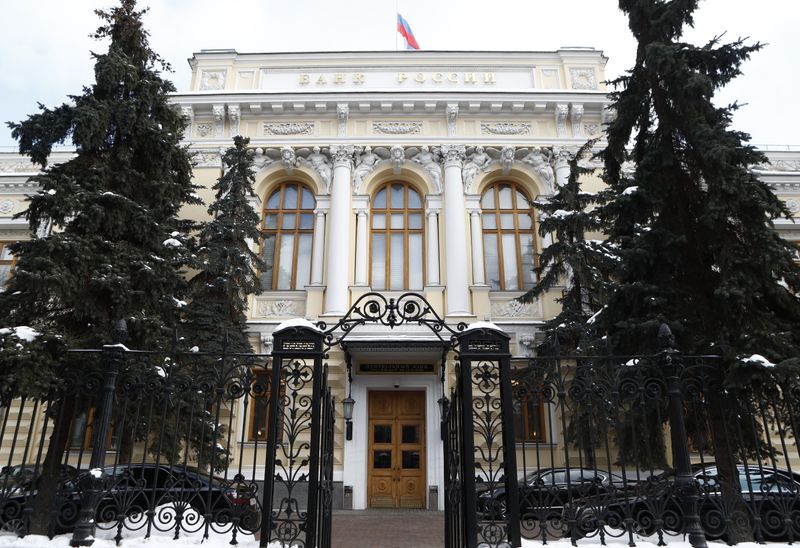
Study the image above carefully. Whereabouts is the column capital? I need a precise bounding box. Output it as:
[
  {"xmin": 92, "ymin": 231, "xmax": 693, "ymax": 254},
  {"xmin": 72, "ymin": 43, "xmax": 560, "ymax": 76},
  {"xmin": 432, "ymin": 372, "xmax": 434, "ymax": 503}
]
[
  {"xmin": 426, "ymin": 208, "xmax": 439, "ymax": 217},
  {"xmin": 468, "ymin": 207, "xmax": 482, "ymax": 217},
  {"xmin": 440, "ymin": 144, "xmax": 466, "ymax": 168},
  {"xmin": 313, "ymin": 207, "xmax": 328, "ymax": 216},
  {"xmin": 329, "ymin": 144, "xmax": 355, "ymax": 168},
  {"xmin": 355, "ymin": 207, "xmax": 369, "ymax": 218}
]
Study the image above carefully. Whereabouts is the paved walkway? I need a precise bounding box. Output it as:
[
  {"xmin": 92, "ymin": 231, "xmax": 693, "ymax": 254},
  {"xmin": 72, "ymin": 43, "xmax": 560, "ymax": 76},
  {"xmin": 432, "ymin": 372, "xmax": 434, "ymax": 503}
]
[{"xmin": 331, "ymin": 509, "xmax": 445, "ymax": 548}]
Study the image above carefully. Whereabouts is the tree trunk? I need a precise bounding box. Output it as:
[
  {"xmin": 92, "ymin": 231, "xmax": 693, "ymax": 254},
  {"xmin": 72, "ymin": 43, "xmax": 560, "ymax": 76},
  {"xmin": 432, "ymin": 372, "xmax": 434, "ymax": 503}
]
[
  {"xmin": 706, "ymin": 376, "xmax": 753, "ymax": 543},
  {"xmin": 28, "ymin": 397, "xmax": 74, "ymax": 536}
]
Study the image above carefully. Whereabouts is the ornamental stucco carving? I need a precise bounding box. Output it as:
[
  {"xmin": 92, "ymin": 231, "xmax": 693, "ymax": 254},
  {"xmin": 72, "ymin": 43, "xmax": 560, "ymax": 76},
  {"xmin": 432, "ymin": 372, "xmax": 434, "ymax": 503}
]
[
  {"xmin": 353, "ymin": 146, "xmax": 381, "ymax": 190},
  {"xmin": 200, "ymin": 70, "xmax": 226, "ymax": 91},
  {"xmin": 281, "ymin": 146, "xmax": 297, "ymax": 175},
  {"xmin": 0, "ymin": 161, "xmax": 36, "ymax": 173},
  {"xmin": 520, "ymin": 148, "xmax": 555, "ymax": 191},
  {"xmin": 412, "ymin": 146, "xmax": 443, "ymax": 193},
  {"xmin": 570, "ymin": 104, "xmax": 584, "ymax": 137},
  {"xmin": 756, "ymin": 160, "xmax": 800, "ymax": 172},
  {"xmin": 499, "ymin": 146, "xmax": 515, "ymax": 175},
  {"xmin": 569, "ymin": 68, "xmax": 597, "ymax": 90},
  {"xmin": 583, "ymin": 122, "xmax": 601, "ymax": 137},
  {"xmin": 491, "ymin": 299, "xmax": 533, "ymax": 318},
  {"xmin": 446, "ymin": 103, "xmax": 459, "ymax": 137},
  {"xmin": 480, "ymin": 122, "xmax": 531, "ymax": 136},
  {"xmin": 372, "ymin": 121, "xmax": 422, "ymax": 135},
  {"xmin": 300, "ymin": 147, "xmax": 332, "ymax": 191},
  {"xmin": 180, "ymin": 106, "xmax": 194, "ymax": 124},
  {"xmin": 330, "ymin": 144, "xmax": 355, "ymax": 167},
  {"xmin": 785, "ymin": 199, "xmax": 800, "ymax": 213},
  {"xmin": 264, "ymin": 122, "xmax": 315, "ymax": 136},
  {"xmin": 555, "ymin": 104, "xmax": 569, "ymax": 138},
  {"xmin": 337, "ymin": 103, "xmax": 349, "ymax": 137},
  {"xmin": 212, "ymin": 104, "xmax": 225, "ymax": 137},
  {"xmin": 462, "ymin": 146, "xmax": 491, "ymax": 191},
  {"xmin": 390, "ymin": 145, "xmax": 405, "ymax": 175},
  {"xmin": 0, "ymin": 200, "xmax": 14, "ymax": 214},
  {"xmin": 227, "ymin": 105, "xmax": 241, "ymax": 136},
  {"xmin": 196, "ymin": 123, "xmax": 212, "ymax": 138},
  {"xmin": 249, "ymin": 147, "xmax": 279, "ymax": 170}
]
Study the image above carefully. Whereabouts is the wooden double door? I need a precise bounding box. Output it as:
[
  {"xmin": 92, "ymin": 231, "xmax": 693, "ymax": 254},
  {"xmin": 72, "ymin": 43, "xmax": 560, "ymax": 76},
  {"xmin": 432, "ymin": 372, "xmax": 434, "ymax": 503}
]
[{"xmin": 368, "ymin": 390, "xmax": 426, "ymax": 509}]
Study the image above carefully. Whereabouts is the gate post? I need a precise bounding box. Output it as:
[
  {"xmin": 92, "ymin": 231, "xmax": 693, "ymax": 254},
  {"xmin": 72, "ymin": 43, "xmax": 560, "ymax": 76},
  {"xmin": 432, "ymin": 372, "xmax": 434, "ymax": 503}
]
[
  {"xmin": 658, "ymin": 324, "xmax": 708, "ymax": 548},
  {"xmin": 456, "ymin": 324, "xmax": 521, "ymax": 548},
  {"xmin": 262, "ymin": 320, "xmax": 325, "ymax": 548},
  {"xmin": 70, "ymin": 320, "xmax": 126, "ymax": 547}
]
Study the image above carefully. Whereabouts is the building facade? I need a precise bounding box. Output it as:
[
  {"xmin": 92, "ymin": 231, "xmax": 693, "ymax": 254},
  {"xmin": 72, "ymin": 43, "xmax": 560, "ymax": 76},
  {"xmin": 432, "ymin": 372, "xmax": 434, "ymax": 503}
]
[{"xmin": 1, "ymin": 50, "xmax": 800, "ymax": 511}]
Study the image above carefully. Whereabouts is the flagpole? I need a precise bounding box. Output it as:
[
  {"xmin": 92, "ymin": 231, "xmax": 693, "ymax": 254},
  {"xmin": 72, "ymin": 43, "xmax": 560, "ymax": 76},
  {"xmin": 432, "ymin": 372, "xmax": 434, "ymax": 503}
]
[{"xmin": 395, "ymin": 0, "xmax": 399, "ymax": 50}]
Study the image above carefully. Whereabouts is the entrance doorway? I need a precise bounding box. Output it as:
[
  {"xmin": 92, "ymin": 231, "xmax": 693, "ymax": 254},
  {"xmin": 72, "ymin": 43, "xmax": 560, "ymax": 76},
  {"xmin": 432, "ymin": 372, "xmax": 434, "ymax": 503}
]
[{"xmin": 367, "ymin": 391, "xmax": 426, "ymax": 508}]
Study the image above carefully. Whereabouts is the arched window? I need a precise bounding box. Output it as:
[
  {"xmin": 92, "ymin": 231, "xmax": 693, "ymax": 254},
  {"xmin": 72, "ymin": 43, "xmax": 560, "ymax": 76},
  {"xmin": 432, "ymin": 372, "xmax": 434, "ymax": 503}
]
[
  {"xmin": 481, "ymin": 182, "xmax": 536, "ymax": 291},
  {"xmin": 370, "ymin": 182, "xmax": 424, "ymax": 290},
  {"xmin": 261, "ymin": 182, "xmax": 315, "ymax": 290}
]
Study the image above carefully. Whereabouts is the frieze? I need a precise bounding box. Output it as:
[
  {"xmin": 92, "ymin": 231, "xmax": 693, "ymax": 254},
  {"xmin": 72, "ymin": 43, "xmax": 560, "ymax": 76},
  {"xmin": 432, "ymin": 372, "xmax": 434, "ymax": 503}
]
[
  {"xmin": 0, "ymin": 162, "xmax": 37, "ymax": 173},
  {"xmin": 372, "ymin": 121, "xmax": 422, "ymax": 135},
  {"xmin": 755, "ymin": 160, "xmax": 800, "ymax": 172},
  {"xmin": 480, "ymin": 122, "xmax": 531, "ymax": 136},
  {"xmin": 264, "ymin": 122, "xmax": 315, "ymax": 136},
  {"xmin": 190, "ymin": 151, "xmax": 221, "ymax": 168}
]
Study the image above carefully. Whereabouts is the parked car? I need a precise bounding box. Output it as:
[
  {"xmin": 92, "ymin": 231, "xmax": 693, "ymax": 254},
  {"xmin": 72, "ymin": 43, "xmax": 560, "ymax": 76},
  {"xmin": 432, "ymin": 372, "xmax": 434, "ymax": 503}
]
[
  {"xmin": 1, "ymin": 463, "xmax": 259, "ymax": 534},
  {"xmin": 572, "ymin": 464, "xmax": 800, "ymax": 542},
  {"xmin": 476, "ymin": 467, "xmax": 629, "ymax": 523}
]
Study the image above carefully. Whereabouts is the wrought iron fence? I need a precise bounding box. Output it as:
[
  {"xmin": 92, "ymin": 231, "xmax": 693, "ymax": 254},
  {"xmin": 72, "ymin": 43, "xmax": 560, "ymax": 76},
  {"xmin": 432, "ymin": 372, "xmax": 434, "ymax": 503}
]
[{"xmin": 0, "ymin": 323, "xmax": 335, "ymax": 548}]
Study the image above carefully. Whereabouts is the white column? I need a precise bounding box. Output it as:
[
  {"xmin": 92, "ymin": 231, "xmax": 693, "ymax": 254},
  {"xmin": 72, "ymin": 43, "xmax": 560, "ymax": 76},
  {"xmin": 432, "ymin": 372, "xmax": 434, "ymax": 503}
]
[
  {"xmin": 469, "ymin": 209, "xmax": 486, "ymax": 285},
  {"xmin": 324, "ymin": 145, "xmax": 354, "ymax": 315},
  {"xmin": 441, "ymin": 145, "xmax": 471, "ymax": 315},
  {"xmin": 310, "ymin": 208, "xmax": 326, "ymax": 286},
  {"xmin": 426, "ymin": 209, "xmax": 440, "ymax": 286},
  {"xmin": 354, "ymin": 208, "xmax": 369, "ymax": 286}
]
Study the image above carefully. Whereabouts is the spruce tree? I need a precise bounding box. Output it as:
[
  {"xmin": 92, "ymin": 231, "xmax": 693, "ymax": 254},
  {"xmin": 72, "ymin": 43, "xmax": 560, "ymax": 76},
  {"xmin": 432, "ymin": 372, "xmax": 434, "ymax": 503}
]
[
  {"xmin": 599, "ymin": 0, "xmax": 800, "ymax": 540},
  {"xmin": 1, "ymin": 0, "xmax": 197, "ymax": 534},
  {"xmin": 183, "ymin": 136, "xmax": 264, "ymax": 355},
  {"xmin": 518, "ymin": 140, "xmax": 615, "ymax": 352}
]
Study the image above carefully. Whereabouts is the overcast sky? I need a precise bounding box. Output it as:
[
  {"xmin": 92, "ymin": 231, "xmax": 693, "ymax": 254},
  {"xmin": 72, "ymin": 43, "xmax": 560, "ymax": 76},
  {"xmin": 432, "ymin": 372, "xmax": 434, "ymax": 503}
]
[{"xmin": 1, "ymin": 0, "xmax": 797, "ymax": 148}]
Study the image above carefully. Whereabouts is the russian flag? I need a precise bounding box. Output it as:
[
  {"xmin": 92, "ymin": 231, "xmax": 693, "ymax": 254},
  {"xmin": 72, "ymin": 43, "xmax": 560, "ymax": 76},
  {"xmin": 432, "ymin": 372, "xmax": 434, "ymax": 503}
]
[{"xmin": 397, "ymin": 14, "xmax": 420, "ymax": 50}]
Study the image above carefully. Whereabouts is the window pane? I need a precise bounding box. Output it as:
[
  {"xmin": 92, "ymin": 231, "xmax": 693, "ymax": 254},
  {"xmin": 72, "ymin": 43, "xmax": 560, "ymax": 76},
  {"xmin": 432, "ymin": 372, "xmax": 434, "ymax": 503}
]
[
  {"xmin": 301, "ymin": 188, "xmax": 315, "ymax": 209},
  {"xmin": 408, "ymin": 213, "xmax": 423, "ymax": 229},
  {"xmin": 252, "ymin": 392, "xmax": 268, "ymax": 440},
  {"xmin": 373, "ymin": 214, "xmax": 386, "ymax": 229},
  {"xmin": 409, "ymin": 234, "xmax": 423, "ymax": 290},
  {"xmin": 498, "ymin": 185, "xmax": 513, "ymax": 209},
  {"xmin": 402, "ymin": 425, "xmax": 419, "ymax": 443},
  {"xmin": 372, "ymin": 234, "xmax": 386, "ymax": 290},
  {"xmin": 390, "ymin": 184, "xmax": 404, "ymax": 209},
  {"xmin": 391, "ymin": 214, "xmax": 404, "ymax": 229},
  {"xmin": 0, "ymin": 265, "xmax": 10, "ymax": 287},
  {"xmin": 484, "ymin": 234, "xmax": 500, "ymax": 290},
  {"xmin": 481, "ymin": 189, "xmax": 495, "ymax": 209},
  {"xmin": 276, "ymin": 235, "xmax": 295, "ymax": 289},
  {"xmin": 373, "ymin": 451, "xmax": 391, "ymax": 469},
  {"xmin": 283, "ymin": 185, "xmax": 298, "ymax": 209},
  {"xmin": 502, "ymin": 234, "xmax": 519, "ymax": 290},
  {"xmin": 407, "ymin": 189, "xmax": 422, "ymax": 208},
  {"xmin": 390, "ymin": 234, "xmax": 404, "ymax": 290},
  {"xmin": 374, "ymin": 425, "xmax": 392, "ymax": 444},
  {"xmin": 520, "ymin": 233, "xmax": 535, "ymax": 290},
  {"xmin": 266, "ymin": 190, "xmax": 281, "ymax": 209},
  {"xmin": 263, "ymin": 213, "xmax": 278, "ymax": 229},
  {"xmin": 500, "ymin": 214, "xmax": 515, "ymax": 230},
  {"xmin": 260, "ymin": 234, "xmax": 276, "ymax": 289},
  {"xmin": 374, "ymin": 188, "xmax": 386, "ymax": 208},
  {"xmin": 482, "ymin": 214, "xmax": 496, "ymax": 230},
  {"xmin": 295, "ymin": 234, "xmax": 313, "ymax": 289},
  {"xmin": 518, "ymin": 213, "xmax": 533, "ymax": 230},
  {"xmin": 515, "ymin": 189, "xmax": 529, "ymax": 209},
  {"xmin": 526, "ymin": 400, "xmax": 544, "ymax": 441},
  {"xmin": 0, "ymin": 246, "xmax": 12, "ymax": 260},
  {"xmin": 282, "ymin": 214, "xmax": 296, "ymax": 229},
  {"xmin": 299, "ymin": 214, "xmax": 314, "ymax": 229},
  {"xmin": 402, "ymin": 451, "xmax": 421, "ymax": 469}
]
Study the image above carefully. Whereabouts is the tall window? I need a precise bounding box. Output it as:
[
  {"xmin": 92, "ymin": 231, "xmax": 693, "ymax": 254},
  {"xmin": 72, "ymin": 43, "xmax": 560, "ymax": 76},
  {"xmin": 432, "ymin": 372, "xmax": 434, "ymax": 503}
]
[
  {"xmin": 261, "ymin": 183, "xmax": 315, "ymax": 290},
  {"xmin": 0, "ymin": 242, "xmax": 16, "ymax": 288},
  {"xmin": 370, "ymin": 182, "xmax": 424, "ymax": 290},
  {"xmin": 481, "ymin": 183, "xmax": 536, "ymax": 291}
]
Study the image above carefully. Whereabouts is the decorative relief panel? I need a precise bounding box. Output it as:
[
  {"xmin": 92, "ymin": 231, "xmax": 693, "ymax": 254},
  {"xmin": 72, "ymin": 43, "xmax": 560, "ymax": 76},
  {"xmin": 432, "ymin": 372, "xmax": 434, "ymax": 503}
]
[
  {"xmin": 200, "ymin": 70, "xmax": 227, "ymax": 91},
  {"xmin": 372, "ymin": 121, "xmax": 422, "ymax": 135},
  {"xmin": 190, "ymin": 150, "xmax": 221, "ymax": 168},
  {"xmin": 757, "ymin": 160, "xmax": 800, "ymax": 172},
  {"xmin": 785, "ymin": 199, "xmax": 800, "ymax": 213},
  {"xmin": 195, "ymin": 123, "xmax": 213, "ymax": 138},
  {"xmin": 569, "ymin": 68, "xmax": 597, "ymax": 90},
  {"xmin": 583, "ymin": 122, "xmax": 602, "ymax": 137},
  {"xmin": 491, "ymin": 298, "xmax": 535, "ymax": 318},
  {"xmin": 263, "ymin": 122, "xmax": 315, "ymax": 136},
  {"xmin": 0, "ymin": 161, "xmax": 36, "ymax": 173},
  {"xmin": 253, "ymin": 296, "xmax": 306, "ymax": 318},
  {"xmin": 0, "ymin": 200, "xmax": 15, "ymax": 214},
  {"xmin": 480, "ymin": 122, "xmax": 531, "ymax": 136}
]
